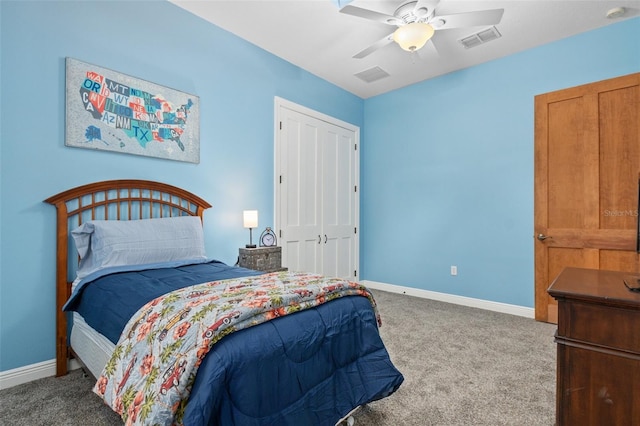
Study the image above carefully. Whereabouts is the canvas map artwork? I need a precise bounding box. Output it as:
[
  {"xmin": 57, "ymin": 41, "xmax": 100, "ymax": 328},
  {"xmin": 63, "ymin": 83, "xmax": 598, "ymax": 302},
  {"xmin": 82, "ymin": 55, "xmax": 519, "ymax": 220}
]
[{"xmin": 65, "ymin": 57, "xmax": 199, "ymax": 163}]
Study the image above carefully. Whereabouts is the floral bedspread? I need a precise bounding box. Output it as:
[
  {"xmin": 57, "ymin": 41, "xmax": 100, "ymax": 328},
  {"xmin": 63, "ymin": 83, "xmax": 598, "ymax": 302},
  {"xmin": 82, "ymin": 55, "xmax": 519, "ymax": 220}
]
[{"xmin": 93, "ymin": 270, "xmax": 378, "ymax": 426}]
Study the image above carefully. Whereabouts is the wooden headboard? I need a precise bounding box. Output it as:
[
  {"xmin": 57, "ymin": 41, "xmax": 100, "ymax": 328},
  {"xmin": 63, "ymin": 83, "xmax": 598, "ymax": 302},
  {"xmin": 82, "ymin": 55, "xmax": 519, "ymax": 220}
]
[{"xmin": 44, "ymin": 180, "xmax": 212, "ymax": 376}]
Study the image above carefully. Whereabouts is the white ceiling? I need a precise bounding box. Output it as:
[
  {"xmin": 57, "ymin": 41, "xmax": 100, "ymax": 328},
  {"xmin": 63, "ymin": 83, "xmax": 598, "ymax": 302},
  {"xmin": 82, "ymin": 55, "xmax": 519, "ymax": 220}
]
[{"xmin": 169, "ymin": 0, "xmax": 640, "ymax": 99}]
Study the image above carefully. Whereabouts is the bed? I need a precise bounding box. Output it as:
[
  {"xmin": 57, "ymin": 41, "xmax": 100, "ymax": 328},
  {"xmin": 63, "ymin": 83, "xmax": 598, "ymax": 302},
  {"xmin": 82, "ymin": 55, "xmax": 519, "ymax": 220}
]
[{"xmin": 45, "ymin": 179, "xmax": 403, "ymax": 426}]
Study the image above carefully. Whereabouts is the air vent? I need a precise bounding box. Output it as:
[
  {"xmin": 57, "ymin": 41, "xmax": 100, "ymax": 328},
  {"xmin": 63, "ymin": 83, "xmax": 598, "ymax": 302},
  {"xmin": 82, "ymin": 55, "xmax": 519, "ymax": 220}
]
[
  {"xmin": 458, "ymin": 26, "xmax": 501, "ymax": 49},
  {"xmin": 354, "ymin": 66, "xmax": 390, "ymax": 83}
]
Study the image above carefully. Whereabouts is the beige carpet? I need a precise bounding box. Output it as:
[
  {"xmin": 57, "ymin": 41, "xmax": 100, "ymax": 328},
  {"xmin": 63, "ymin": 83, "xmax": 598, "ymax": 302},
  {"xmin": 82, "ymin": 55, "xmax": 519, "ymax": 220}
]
[
  {"xmin": 357, "ymin": 290, "xmax": 556, "ymax": 425},
  {"xmin": 0, "ymin": 289, "xmax": 556, "ymax": 425}
]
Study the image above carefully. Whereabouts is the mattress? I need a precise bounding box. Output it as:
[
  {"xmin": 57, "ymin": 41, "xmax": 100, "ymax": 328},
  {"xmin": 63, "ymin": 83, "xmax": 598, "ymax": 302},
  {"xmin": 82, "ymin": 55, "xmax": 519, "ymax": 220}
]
[{"xmin": 70, "ymin": 312, "xmax": 113, "ymax": 378}]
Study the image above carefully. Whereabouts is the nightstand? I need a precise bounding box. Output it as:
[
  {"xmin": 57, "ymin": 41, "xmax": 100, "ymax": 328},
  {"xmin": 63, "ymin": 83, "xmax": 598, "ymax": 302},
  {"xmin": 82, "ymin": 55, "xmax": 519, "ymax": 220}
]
[{"xmin": 238, "ymin": 246, "xmax": 287, "ymax": 273}]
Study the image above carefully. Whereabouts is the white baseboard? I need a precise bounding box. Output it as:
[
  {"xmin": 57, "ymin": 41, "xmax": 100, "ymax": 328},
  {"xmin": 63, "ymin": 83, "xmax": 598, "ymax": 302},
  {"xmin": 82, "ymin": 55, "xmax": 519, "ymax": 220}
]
[
  {"xmin": 362, "ymin": 280, "xmax": 534, "ymax": 319},
  {"xmin": 0, "ymin": 358, "xmax": 81, "ymax": 390}
]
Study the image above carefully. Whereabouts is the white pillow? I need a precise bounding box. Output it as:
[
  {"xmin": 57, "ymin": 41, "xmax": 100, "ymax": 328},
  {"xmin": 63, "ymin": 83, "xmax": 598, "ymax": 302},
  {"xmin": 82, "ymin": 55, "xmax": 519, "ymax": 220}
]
[{"xmin": 71, "ymin": 216, "xmax": 207, "ymax": 279}]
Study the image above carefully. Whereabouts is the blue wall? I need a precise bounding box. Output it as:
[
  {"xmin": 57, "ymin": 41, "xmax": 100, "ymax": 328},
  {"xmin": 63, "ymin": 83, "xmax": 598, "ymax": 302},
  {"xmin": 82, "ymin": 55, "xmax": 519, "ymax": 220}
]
[
  {"xmin": 0, "ymin": 0, "xmax": 362, "ymax": 372},
  {"xmin": 0, "ymin": 0, "xmax": 638, "ymax": 373},
  {"xmin": 361, "ymin": 18, "xmax": 640, "ymax": 307}
]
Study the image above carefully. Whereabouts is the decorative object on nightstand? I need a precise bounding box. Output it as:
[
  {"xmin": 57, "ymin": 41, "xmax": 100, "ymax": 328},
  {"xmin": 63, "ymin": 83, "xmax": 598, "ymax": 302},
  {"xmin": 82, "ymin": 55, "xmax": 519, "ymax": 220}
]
[
  {"xmin": 243, "ymin": 210, "xmax": 258, "ymax": 248},
  {"xmin": 259, "ymin": 227, "xmax": 277, "ymax": 247},
  {"xmin": 238, "ymin": 246, "xmax": 286, "ymax": 273}
]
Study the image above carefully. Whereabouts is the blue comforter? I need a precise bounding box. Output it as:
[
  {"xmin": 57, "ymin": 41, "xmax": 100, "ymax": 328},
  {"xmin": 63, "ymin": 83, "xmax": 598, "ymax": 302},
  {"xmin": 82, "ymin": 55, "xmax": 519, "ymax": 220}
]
[
  {"xmin": 66, "ymin": 260, "xmax": 404, "ymax": 425},
  {"xmin": 66, "ymin": 260, "xmax": 262, "ymax": 344}
]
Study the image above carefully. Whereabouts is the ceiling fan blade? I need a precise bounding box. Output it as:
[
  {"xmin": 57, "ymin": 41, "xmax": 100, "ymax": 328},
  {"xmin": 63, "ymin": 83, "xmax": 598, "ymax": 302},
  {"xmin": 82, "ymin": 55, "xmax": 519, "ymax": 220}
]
[
  {"xmin": 353, "ymin": 33, "xmax": 395, "ymax": 59},
  {"xmin": 433, "ymin": 9, "xmax": 504, "ymax": 30},
  {"xmin": 340, "ymin": 4, "xmax": 399, "ymax": 25}
]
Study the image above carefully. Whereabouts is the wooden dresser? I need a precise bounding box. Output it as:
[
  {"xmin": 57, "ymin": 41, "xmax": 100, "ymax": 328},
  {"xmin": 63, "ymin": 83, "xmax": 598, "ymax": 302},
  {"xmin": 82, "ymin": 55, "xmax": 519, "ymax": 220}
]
[{"xmin": 547, "ymin": 267, "xmax": 640, "ymax": 425}]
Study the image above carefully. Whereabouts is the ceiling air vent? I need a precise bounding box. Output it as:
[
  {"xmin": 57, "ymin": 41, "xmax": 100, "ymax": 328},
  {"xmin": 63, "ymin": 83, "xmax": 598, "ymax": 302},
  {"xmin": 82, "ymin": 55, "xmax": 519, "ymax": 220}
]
[
  {"xmin": 458, "ymin": 26, "xmax": 501, "ymax": 49},
  {"xmin": 354, "ymin": 66, "xmax": 390, "ymax": 83}
]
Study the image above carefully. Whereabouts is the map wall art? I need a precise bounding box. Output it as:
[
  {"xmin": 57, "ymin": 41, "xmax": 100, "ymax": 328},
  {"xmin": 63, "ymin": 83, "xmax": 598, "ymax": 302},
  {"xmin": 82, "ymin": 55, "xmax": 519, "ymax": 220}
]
[{"xmin": 65, "ymin": 58, "xmax": 200, "ymax": 163}]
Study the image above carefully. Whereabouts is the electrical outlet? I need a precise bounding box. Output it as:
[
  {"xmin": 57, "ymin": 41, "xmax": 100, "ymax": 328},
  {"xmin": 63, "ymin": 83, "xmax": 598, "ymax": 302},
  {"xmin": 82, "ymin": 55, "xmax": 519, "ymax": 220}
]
[{"xmin": 450, "ymin": 265, "xmax": 458, "ymax": 276}]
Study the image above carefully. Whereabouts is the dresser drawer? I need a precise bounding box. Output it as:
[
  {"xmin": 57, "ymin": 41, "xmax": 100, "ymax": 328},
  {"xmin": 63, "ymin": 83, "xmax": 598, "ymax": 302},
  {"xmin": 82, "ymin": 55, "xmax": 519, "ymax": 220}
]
[{"xmin": 559, "ymin": 299, "xmax": 640, "ymax": 354}]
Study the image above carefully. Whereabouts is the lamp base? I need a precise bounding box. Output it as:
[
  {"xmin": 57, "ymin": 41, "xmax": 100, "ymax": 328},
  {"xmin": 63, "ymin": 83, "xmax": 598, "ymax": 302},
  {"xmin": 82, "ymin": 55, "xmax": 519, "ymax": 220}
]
[{"xmin": 245, "ymin": 244, "xmax": 257, "ymax": 248}]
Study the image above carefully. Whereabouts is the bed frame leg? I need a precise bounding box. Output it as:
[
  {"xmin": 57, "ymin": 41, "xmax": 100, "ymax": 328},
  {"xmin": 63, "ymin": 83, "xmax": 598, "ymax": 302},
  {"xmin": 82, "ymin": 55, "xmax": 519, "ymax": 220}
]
[
  {"xmin": 336, "ymin": 415, "xmax": 355, "ymax": 426},
  {"xmin": 336, "ymin": 406, "xmax": 360, "ymax": 426}
]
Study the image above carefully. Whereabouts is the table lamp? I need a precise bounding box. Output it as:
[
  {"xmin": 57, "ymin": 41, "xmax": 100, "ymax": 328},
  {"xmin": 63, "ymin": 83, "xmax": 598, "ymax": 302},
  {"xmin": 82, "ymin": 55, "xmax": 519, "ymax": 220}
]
[{"xmin": 243, "ymin": 210, "xmax": 258, "ymax": 248}]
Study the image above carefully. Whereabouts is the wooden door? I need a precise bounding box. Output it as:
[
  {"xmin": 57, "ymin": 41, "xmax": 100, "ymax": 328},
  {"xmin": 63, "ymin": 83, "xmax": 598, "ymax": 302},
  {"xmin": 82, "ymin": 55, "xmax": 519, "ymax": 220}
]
[{"xmin": 534, "ymin": 73, "xmax": 640, "ymax": 323}]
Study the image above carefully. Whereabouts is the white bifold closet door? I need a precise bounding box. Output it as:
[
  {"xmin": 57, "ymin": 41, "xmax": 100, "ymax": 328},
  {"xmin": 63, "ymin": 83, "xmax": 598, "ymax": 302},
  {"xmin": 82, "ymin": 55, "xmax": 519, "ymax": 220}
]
[{"xmin": 275, "ymin": 98, "xmax": 359, "ymax": 280}]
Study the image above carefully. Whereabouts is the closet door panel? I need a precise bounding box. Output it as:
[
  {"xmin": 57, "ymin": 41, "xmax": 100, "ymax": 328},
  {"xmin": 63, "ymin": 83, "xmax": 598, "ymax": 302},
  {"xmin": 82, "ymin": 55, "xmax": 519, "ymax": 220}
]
[
  {"xmin": 280, "ymin": 109, "xmax": 322, "ymax": 273},
  {"xmin": 322, "ymin": 126, "xmax": 356, "ymax": 279}
]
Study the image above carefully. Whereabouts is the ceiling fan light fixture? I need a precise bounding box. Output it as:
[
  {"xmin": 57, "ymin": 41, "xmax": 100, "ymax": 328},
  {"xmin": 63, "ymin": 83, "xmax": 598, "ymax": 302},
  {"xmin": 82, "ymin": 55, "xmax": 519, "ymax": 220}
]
[{"xmin": 393, "ymin": 22, "xmax": 434, "ymax": 52}]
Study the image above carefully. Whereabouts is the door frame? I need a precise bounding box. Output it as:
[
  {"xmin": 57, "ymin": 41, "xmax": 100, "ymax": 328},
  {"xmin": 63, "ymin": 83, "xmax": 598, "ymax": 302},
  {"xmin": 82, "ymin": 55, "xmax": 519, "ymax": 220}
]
[{"xmin": 273, "ymin": 96, "xmax": 361, "ymax": 278}]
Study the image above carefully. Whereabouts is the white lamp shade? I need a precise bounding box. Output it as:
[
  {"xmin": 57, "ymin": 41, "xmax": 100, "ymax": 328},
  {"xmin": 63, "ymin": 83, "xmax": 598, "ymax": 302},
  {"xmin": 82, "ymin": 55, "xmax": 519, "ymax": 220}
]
[
  {"xmin": 393, "ymin": 22, "xmax": 435, "ymax": 52},
  {"xmin": 243, "ymin": 210, "xmax": 258, "ymax": 228}
]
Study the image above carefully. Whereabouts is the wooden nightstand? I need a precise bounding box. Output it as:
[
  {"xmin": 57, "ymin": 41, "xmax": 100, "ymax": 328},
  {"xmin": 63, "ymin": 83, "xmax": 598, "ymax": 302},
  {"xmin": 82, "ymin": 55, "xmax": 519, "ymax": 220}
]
[{"xmin": 238, "ymin": 246, "xmax": 287, "ymax": 273}]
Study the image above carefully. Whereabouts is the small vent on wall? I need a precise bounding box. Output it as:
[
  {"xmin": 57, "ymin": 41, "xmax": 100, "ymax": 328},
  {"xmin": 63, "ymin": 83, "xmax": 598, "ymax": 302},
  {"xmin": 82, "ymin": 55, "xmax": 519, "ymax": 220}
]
[
  {"xmin": 458, "ymin": 26, "xmax": 501, "ymax": 49},
  {"xmin": 354, "ymin": 66, "xmax": 390, "ymax": 83}
]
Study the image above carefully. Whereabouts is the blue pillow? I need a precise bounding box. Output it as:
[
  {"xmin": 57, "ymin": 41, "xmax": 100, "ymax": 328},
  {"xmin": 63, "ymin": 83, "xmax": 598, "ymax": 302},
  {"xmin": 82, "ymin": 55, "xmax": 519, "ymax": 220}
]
[{"xmin": 71, "ymin": 216, "xmax": 207, "ymax": 279}]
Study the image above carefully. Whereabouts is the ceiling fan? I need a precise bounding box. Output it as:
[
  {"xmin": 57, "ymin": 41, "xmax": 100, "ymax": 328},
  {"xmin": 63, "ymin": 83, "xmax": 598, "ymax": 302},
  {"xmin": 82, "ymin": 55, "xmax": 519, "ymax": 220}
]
[{"xmin": 340, "ymin": 0, "xmax": 504, "ymax": 59}]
